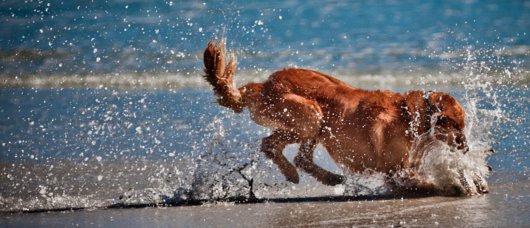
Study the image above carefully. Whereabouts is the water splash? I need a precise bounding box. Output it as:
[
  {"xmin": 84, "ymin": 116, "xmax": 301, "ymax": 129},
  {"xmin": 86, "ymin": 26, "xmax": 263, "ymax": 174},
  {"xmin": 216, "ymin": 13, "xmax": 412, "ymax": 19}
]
[{"xmin": 340, "ymin": 45, "xmax": 520, "ymax": 197}]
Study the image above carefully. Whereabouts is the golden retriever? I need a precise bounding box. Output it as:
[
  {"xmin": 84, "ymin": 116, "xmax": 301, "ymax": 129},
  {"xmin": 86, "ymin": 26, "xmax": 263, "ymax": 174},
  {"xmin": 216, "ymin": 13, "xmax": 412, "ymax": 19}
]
[{"xmin": 203, "ymin": 40, "xmax": 488, "ymax": 194}]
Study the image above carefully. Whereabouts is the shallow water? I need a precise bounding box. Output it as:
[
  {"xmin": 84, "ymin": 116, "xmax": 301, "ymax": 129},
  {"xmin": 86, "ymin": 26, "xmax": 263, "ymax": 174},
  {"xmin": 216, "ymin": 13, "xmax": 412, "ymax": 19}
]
[{"xmin": 0, "ymin": 84, "xmax": 528, "ymax": 213}]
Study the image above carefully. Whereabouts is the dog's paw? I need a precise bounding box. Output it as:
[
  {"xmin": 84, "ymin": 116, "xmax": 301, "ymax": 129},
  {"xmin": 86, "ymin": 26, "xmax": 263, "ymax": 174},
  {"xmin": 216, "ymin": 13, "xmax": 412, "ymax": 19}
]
[
  {"xmin": 458, "ymin": 170, "xmax": 489, "ymax": 195},
  {"xmin": 472, "ymin": 173, "xmax": 489, "ymax": 194},
  {"xmin": 285, "ymin": 172, "xmax": 300, "ymax": 184},
  {"xmin": 484, "ymin": 147, "xmax": 495, "ymax": 154},
  {"xmin": 322, "ymin": 174, "xmax": 345, "ymax": 186}
]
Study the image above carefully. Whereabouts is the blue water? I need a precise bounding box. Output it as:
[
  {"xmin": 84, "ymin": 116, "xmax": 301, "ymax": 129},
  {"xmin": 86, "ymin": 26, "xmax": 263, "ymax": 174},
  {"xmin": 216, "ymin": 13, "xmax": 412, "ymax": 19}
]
[
  {"xmin": 1, "ymin": 0, "xmax": 529, "ymax": 75},
  {"xmin": 0, "ymin": 87, "xmax": 527, "ymax": 168},
  {"xmin": 0, "ymin": 88, "xmax": 264, "ymax": 162}
]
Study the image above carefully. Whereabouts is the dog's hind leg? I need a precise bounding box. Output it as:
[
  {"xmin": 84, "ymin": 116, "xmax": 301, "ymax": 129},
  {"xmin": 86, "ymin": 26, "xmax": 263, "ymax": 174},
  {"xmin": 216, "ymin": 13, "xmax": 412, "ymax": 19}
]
[
  {"xmin": 261, "ymin": 130, "xmax": 300, "ymax": 183},
  {"xmin": 294, "ymin": 139, "xmax": 345, "ymax": 186}
]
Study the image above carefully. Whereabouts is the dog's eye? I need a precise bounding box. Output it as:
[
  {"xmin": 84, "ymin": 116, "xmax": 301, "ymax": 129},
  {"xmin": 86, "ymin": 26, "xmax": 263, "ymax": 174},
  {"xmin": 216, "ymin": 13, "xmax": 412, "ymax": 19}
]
[{"xmin": 437, "ymin": 116, "xmax": 461, "ymax": 130}]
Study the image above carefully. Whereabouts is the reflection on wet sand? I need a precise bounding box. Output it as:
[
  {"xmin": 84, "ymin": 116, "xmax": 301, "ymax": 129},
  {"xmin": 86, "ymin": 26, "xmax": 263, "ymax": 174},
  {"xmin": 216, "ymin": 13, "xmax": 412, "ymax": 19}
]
[{"xmin": 2, "ymin": 176, "xmax": 528, "ymax": 227}]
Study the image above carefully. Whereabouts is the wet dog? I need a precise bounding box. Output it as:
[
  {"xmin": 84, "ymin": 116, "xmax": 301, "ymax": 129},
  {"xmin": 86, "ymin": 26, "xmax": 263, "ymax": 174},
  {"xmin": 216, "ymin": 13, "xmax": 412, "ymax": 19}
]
[{"xmin": 203, "ymin": 40, "xmax": 488, "ymax": 194}]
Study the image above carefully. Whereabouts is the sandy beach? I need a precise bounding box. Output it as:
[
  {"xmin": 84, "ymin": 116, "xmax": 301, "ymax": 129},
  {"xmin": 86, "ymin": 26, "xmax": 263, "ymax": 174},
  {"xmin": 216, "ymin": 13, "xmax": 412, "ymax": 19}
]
[{"xmin": 1, "ymin": 171, "xmax": 528, "ymax": 227}]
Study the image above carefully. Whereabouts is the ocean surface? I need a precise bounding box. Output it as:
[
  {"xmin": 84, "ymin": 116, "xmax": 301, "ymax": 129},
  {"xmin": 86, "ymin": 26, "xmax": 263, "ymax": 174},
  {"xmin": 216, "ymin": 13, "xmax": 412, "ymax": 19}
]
[
  {"xmin": 1, "ymin": 0, "xmax": 529, "ymax": 77},
  {"xmin": 0, "ymin": 0, "xmax": 529, "ymax": 226}
]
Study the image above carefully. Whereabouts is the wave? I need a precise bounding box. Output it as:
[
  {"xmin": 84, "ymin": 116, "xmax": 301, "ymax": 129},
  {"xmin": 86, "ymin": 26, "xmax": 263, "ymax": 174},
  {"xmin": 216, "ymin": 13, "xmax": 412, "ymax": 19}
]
[
  {"xmin": 1, "ymin": 69, "xmax": 528, "ymax": 89},
  {"xmin": 1, "ymin": 43, "xmax": 528, "ymax": 78}
]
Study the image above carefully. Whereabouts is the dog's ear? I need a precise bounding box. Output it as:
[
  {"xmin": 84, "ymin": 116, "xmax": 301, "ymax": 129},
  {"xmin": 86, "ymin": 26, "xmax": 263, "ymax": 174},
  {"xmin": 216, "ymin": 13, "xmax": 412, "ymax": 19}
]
[
  {"xmin": 427, "ymin": 92, "xmax": 466, "ymax": 130},
  {"xmin": 403, "ymin": 91, "xmax": 431, "ymax": 134}
]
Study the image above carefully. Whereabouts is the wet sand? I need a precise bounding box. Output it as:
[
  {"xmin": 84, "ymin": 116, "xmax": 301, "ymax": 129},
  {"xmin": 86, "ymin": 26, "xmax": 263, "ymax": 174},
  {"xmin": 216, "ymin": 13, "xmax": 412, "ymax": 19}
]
[{"xmin": 1, "ymin": 171, "xmax": 528, "ymax": 227}]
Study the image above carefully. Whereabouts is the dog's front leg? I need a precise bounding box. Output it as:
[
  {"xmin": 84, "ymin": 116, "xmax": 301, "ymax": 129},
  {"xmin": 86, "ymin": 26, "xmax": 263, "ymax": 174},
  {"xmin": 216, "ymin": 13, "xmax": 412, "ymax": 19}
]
[
  {"xmin": 294, "ymin": 139, "xmax": 345, "ymax": 186},
  {"xmin": 261, "ymin": 130, "xmax": 300, "ymax": 184}
]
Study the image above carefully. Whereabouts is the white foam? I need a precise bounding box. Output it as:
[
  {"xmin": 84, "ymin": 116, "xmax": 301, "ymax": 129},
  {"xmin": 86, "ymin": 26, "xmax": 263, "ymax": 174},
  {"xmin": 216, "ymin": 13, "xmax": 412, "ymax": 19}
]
[{"xmin": 1, "ymin": 69, "xmax": 527, "ymax": 89}]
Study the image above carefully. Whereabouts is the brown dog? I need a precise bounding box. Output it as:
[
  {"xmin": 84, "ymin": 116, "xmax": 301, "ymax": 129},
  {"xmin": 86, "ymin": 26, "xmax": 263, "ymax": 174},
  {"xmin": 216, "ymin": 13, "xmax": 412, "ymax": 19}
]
[{"xmin": 203, "ymin": 41, "xmax": 487, "ymax": 193}]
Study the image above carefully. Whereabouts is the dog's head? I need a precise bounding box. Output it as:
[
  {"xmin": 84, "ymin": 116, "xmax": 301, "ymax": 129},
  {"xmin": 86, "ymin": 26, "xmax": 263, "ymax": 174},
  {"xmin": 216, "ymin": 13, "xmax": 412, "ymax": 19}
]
[
  {"xmin": 404, "ymin": 91, "xmax": 468, "ymax": 152},
  {"xmin": 426, "ymin": 92, "xmax": 468, "ymax": 153}
]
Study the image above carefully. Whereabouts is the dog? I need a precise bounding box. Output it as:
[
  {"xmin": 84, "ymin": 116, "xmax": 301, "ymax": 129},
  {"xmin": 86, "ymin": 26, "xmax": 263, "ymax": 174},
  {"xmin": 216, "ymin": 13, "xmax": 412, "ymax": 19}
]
[{"xmin": 203, "ymin": 40, "xmax": 488, "ymax": 194}]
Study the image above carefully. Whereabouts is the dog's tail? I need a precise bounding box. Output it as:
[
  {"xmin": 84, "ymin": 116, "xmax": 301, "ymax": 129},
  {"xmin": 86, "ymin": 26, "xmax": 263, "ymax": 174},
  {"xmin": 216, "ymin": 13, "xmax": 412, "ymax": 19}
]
[{"xmin": 203, "ymin": 40, "xmax": 244, "ymax": 113}]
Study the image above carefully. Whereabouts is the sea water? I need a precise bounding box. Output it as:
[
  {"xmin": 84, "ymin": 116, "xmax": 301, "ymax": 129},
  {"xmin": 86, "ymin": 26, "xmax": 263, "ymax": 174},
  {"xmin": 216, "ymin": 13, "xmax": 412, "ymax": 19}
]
[{"xmin": 0, "ymin": 0, "xmax": 528, "ymax": 213}]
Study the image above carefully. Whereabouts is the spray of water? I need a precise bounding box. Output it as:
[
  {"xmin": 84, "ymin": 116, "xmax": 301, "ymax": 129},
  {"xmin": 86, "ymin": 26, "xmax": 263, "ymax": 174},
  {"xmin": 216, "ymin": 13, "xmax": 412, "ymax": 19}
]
[{"xmin": 340, "ymin": 46, "xmax": 513, "ymax": 197}]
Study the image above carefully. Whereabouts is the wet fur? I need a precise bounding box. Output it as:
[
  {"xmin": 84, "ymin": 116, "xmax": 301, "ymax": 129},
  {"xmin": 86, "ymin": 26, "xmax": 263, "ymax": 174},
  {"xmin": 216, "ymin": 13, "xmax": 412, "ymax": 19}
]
[{"xmin": 203, "ymin": 41, "xmax": 487, "ymax": 194}]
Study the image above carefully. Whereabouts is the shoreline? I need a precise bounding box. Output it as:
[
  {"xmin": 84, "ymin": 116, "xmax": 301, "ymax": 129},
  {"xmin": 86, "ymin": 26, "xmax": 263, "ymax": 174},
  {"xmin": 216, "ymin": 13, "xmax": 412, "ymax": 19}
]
[
  {"xmin": 1, "ymin": 70, "xmax": 528, "ymax": 90},
  {"xmin": 1, "ymin": 177, "xmax": 528, "ymax": 227},
  {"xmin": 1, "ymin": 169, "xmax": 526, "ymax": 215}
]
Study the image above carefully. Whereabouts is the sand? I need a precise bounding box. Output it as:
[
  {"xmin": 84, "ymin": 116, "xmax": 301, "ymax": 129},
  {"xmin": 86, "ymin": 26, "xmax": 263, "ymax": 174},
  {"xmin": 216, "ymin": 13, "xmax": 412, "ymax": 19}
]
[{"xmin": 1, "ymin": 171, "xmax": 528, "ymax": 227}]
